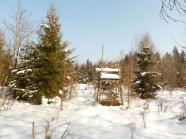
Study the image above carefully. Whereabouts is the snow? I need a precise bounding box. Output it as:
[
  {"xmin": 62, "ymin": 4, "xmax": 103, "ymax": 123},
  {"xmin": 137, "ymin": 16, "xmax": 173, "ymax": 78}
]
[
  {"xmin": 16, "ymin": 70, "xmax": 25, "ymax": 74},
  {"xmin": 100, "ymin": 72, "xmax": 120, "ymax": 79},
  {"xmin": 135, "ymin": 80, "xmax": 141, "ymax": 84},
  {"xmin": 27, "ymin": 69, "xmax": 32, "ymax": 72},
  {"xmin": 96, "ymin": 68, "xmax": 120, "ymax": 72},
  {"xmin": 59, "ymin": 90, "xmax": 63, "ymax": 94},
  {"xmin": 16, "ymin": 69, "xmax": 32, "ymax": 75},
  {"xmin": 40, "ymin": 24, "xmax": 50, "ymax": 29},
  {"xmin": 11, "ymin": 69, "xmax": 17, "ymax": 73},
  {"xmin": 1, "ymin": 84, "xmax": 186, "ymax": 139},
  {"xmin": 140, "ymin": 72, "xmax": 161, "ymax": 76},
  {"xmin": 141, "ymin": 72, "xmax": 147, "ymax": 76},
  {"xmin": 0, "ymin": 87, "xmax": 10, "ymax": 98}
]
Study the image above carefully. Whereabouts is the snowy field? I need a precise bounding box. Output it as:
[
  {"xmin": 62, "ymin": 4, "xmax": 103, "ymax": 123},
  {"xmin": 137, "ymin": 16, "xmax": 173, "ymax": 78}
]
[{"xmin": 0, "ymin": 84, "xmax": 186, "ymax": 139}]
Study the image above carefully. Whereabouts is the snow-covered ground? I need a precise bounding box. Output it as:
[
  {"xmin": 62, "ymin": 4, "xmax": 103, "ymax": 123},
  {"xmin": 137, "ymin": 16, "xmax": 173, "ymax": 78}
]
[{"xmin": 0, "ymin": 84, "xmax": 186, "ymax": 139}]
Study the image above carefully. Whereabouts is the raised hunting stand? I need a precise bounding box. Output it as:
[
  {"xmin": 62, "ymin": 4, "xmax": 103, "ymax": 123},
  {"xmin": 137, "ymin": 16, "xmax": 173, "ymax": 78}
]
[{"xmin": 95, "ymin": 45, "xmax": 123, "ymax": 106}]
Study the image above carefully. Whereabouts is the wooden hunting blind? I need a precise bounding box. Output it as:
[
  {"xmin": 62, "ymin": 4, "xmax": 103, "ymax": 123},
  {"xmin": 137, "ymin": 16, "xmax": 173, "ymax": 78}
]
[{"xmin": 95, "ymin": 67, "xmax": 123, "ymax": 106}]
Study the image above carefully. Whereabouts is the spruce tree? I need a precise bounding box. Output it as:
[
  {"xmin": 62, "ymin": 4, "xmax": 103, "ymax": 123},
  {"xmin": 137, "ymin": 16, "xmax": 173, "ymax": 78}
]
[
  {"xmin": 78, "ymin": 63, "xmax": 87, "ymax": 83},
  {"xmin": 9, "ymin": 41, "xmax": 39, "ymax": 102},
  {"xmin": 74, "ymin": 60, "xmax": 95, "ymax": 84},
  {"xmin": 34, "ymin": 3, "xmax": 74, "ymax": 99},
  {"xmin": 9, "ymin": 3, "xmax": 75, "ymax": 104},
  {"xmin": 85, "ymin": 59, "xmax": 94, "ymax": 82},
  {"xmin": 180, "ymin": 50, "xmax": 186, "ymax": 68},
  {"xmin": 133, "ymin": 33, "xmax": 161, "ymax": 99},
  {"xmin": 172, "ymin": 47, "xmax": 183, "ymax": 88},
  {"xmin": 180, "ymin": 50, "xmax": 186, "ymax": 88}
]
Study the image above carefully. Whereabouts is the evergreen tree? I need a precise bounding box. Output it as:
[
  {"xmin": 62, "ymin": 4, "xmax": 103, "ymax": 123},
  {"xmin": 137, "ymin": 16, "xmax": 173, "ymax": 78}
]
[
  {"xmin": 9, "ymin": 3, "xmax": 75, "ymax": 104},
  {"xmin": 179, "ymin": 50, "xmax": 186, "ymax": 88},
  {"xmin": 34, "ymin": 3, "xmax": 75, "ymax": 100},
  {"xmin": 74, "ymin": 60, "xmax": 96, "ymax": 84},
  {"xmin": 9, "ymin": 42, "xmax": 39, "ymax": 102},
  {"xmin": 78, "ymin": 63, "xmax": 87, "ymax": 83},
  {"xmin": 172, "ymin": 46, "xmax": 183, "ymax": 88},
  {"xmin": 85, "ymin": 59, "xmax": 94, "ymax": 82},
  {"xmin": 133, "ymin": 33, "xmax": 161, "ymax": 99},
  {"xmin": 180, "ymin": 50, "xmax": 186, "ymax": 68}
]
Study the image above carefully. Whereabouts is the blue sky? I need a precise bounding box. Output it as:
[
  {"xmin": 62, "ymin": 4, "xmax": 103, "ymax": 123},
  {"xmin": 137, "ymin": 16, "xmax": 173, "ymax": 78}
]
[{"xmin": 0, "ymin": 0, "xmax": 185, "ymax": 63}]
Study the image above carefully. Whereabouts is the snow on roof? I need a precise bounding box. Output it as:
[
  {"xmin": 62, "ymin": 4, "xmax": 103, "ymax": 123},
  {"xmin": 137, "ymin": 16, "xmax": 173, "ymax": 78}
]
[
  {"xmin": 95, "ymin": 68, "xmax": 119, "ymax": 72},
  {"xmin": 100, "ymin": 73, "xmax": 120, "ymax": 79}
]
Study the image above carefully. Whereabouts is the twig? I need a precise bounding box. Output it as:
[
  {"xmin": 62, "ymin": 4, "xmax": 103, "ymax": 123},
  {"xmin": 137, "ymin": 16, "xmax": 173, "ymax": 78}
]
[{"xmin": 61, "ymin": 122, "xmax": 70, "ymax": 139}]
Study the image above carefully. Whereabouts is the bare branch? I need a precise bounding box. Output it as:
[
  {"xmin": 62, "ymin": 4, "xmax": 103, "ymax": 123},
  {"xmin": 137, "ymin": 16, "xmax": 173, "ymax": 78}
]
[
  {"xmin": 0, "ymin": 1, "xmax": 35, "ymax": 69},
  {"xmin": 160, "ymin": 0, "xmax": 186, "ymax": 23},
  {"xmin": 170, "ymin": 33, "xmax": 186, "ymax": 49}
]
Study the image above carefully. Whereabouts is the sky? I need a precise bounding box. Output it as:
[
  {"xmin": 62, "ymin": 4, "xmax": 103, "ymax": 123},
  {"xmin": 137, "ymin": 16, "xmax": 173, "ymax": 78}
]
[{"xmin": 0, "ymin": 0, "xmax": 186, "ymax": 63}]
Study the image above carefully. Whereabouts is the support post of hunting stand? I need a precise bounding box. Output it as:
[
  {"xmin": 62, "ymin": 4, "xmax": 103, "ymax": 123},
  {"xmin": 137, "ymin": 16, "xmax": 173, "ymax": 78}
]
[
  {"xmin": 118, "ymin": 62, "xmax": 123, "ymax": 105},
  {"xmin": 97, "ymin": 45, "xmax": 104, "ymax": 101},
  {"xmin": 101, "ymin": 45, "xmax": 104, "ymax": 73}
]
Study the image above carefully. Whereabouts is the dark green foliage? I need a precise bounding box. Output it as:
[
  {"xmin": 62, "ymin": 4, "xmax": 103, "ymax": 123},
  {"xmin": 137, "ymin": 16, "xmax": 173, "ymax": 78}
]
[
  {"xmin": 133, "ymin": 71, "xmax": 160, "ymax": 99},
  {"xmin": 172, "ymin": 47, "xmax": 186, "ymax": 88},
  {"xmin": 180, "ymin": 50, "xmax": 186, "ymax": 68},
  {"xmin": 33, "ymin": 3, "xmax": 75, "ymax": 99},
  {"xmin": 179, "ymin": 50, "xmax": 186, "ymax": 88},
  {"xmin": 133, "ymin": 34, "xmax": 161, "ymax": 99},
  {"xmin": 35, "ymin": 6, "xmax": 63, "ymax": 98},
  {"xmin": 135, "ymin": 47, "xmax": 156, "ymax": 72},
  {"xmin": 172, "ymin": 47, "xmax": 184, "ymax": 88},
  {"xmin": 9, "ymin": 3, "xmax": 75, "ymax": 104},
  {"xmin": 9, "ymin": 41, "xmax": 40, "ymax": 103},
  {"xmin": 74, "ymin": 59, "xmax": 96, "ymax": 83},
  {"xmin": 78, "ymin": 63, "xmax": 87, "ymax": 83},
  {"xmin": 86, "ymin": 59, "xmax": 94, "ymax": 82}
]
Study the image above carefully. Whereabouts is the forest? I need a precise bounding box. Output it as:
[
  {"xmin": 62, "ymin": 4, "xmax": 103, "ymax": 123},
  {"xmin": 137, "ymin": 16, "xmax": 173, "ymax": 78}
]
[{"xmin": 0, "ymin": 2, "xmax": 186, "ymax": 104}]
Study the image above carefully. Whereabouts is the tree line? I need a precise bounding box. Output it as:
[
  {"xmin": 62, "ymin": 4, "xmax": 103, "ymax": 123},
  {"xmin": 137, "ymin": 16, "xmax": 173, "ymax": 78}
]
[
  {"xmin": 0, "ymin": 2, "xmax": 186, "ymax": 104},
  {"xmin": 74, "ymin": 33, "xmax": 186, "ymax": 99}
]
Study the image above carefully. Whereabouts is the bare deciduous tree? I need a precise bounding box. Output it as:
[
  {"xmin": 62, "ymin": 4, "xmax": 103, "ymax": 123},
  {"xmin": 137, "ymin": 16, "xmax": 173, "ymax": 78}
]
[
  {"xmin": 0, "ymin": 29, "xmax": 12, "ymax": 98},
  {"xmin": 0, "ymin": 29, "xmax": 6, "ymax": 85},
  {"xmin": 0, "ymin": 1, "xmax": 35, "ymax": 101},
  {"xmin": 161, "ymin": 53, "xmax": 175, "ymax": 90},
  {"xmin": 1, "ymin": 1, "xmax": 35, "ymax": 69},
  {"xmin": 120, "ymin": 52, "xmax": 135, "ymax": 109}
]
